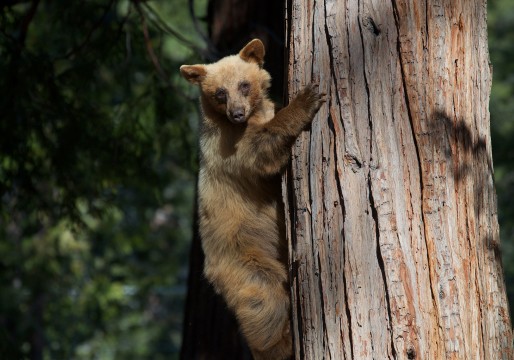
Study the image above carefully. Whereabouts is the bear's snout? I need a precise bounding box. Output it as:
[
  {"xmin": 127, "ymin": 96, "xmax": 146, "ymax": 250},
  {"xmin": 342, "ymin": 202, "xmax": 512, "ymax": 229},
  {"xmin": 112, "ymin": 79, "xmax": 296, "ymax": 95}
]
[{"xmin": 229, "ymin": 108, "xmax": 246, "ymax": 123}]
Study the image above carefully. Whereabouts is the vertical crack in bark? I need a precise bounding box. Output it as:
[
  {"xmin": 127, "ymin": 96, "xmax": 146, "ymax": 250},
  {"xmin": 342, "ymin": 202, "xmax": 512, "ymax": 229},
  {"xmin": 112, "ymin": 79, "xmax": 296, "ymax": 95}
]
[
  {"xmin": 340, "ymin": 247, "xmax": 353, "ymax": 360},
  {"xmin": 330, "ymin": 129, "xmax": 353, "ymax": 360},
  {"xmin": 284, "ymin": 0, "xmax": 293, "ymax": 101},
  {"xmin": 425, "ymin": 0, "xmax": 429, "ymax": 50},
  {"xmin": 341, "ymin": 10, "xmax": 357, "ymax": 356},
  {"xmin": 474, "ymin": 258, "xmax": 486, "ymax": 359},
  {"xmin": 294, "ymin": 267, "xmax": 306, "ymax": 360},
  {"xmin": 391, "ymin": 0, "xmax": 445, "ymax": 352},
  {"xmin": 308, "ymin": 2, "xmax": 320, "ymax": 357},
  {"xmin": 289, "ymin": 177, "xmax": 305, "ymax": 360},
  {"xmin": 322, "ymin": 3, "xmax": 354, "ymax": 355},
  {"xmin": 357, "ymin": 0, "xmax": 394, "ymax": 357},
  {"xmin": 317, "ymin": 251, "xmax": 329, "ymax": 358},
  {"xmin": 369, "ymin": 173, "xmax": 397, "ymax": 359},
  {"xmin": 310, "ymin": 0, "xmax": 317, "ymax": 81},
  {"xmin": 319, "ymin": 83, "xmax": 329, "ymax": 357}
]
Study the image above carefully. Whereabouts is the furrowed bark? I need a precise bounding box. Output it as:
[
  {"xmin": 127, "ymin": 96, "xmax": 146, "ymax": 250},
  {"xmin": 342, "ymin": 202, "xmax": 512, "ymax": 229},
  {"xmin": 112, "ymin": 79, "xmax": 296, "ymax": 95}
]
[{"xmin": 284, "ymin": 0, "xmax": 513, "ymax": 359}]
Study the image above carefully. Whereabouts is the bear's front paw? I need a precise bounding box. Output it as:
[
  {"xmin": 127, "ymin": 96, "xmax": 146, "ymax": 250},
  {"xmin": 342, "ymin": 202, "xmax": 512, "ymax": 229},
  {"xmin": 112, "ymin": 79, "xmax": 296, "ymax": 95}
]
[{"xmin": 294, "ymin": 84, "xmax": 327, "ymax": 119}]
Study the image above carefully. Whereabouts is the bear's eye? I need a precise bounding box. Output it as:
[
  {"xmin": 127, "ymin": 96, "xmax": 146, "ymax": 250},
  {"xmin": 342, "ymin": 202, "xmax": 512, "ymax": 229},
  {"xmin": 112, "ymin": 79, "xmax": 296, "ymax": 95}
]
[
  {"xmin": 214, "ymin": 88, "xmax": 227, "ymax": 103},
  {"xmin": 239, "ymin": 81, "xmax": 251, "ymax": 96}
]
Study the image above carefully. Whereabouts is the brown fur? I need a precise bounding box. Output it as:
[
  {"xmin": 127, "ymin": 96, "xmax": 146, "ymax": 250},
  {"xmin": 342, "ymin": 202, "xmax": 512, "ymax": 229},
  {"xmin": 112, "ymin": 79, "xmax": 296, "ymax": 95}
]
[{"xmin": 180, "ymin": 39, "xmax": 325, "ymax": 360}]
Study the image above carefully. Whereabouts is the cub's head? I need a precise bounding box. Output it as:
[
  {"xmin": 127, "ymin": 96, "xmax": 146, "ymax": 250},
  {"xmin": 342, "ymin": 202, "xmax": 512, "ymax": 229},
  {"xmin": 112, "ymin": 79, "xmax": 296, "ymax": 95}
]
[{"xmin": 180, "ymin": 39, "xmax": 271, "ymax": 124}]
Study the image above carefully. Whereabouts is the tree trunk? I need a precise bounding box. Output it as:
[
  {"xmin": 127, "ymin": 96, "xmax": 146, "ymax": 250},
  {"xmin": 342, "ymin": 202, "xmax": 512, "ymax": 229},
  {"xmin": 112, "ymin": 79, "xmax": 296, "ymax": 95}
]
[
  {"xmin": 284, "ymin": 0, "xmax": 513, "ymax": 359},
  {"xmin": 207, "ymin": 0, "xmax": 285, "ymax": 100},
  {"xmin": 180, "ymin": 205, "xmax": 252, "ymax": 360}
]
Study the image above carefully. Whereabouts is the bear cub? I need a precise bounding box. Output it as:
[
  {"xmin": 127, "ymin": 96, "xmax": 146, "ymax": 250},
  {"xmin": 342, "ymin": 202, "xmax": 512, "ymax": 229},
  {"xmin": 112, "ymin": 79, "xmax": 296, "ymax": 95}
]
[{"xmin": 180, "ymin": 39, "xmax": 325, "ymax": 360}]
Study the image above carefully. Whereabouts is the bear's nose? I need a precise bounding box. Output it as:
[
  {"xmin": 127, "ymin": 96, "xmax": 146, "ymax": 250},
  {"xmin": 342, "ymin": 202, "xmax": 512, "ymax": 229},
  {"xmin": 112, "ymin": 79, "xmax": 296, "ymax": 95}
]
[{"xmin": 230, "ymin": 108, "xmax": 246, "ymax": 123}]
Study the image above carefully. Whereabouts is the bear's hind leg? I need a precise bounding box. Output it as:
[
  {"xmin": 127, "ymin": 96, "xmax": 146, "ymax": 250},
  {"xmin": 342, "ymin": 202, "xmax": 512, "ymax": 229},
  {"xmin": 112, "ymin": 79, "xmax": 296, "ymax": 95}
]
[
  {"xmin": 250, "ymin": 333, "xmax": 292, "ymax": 360},
  {"xmin": 233, "ymin": 283, "xmax": 292, "ymax": 360}
]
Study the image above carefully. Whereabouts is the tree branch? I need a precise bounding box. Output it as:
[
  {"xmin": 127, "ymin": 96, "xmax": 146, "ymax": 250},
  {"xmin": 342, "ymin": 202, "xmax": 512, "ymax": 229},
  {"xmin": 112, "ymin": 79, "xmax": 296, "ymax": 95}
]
[
  {"xmin": 133, "ymin": 0, "xmax": 196, "ymax": 102},
  {"xmin": 61, "ymin": 0, "xmax": 116, "ymax": 59},
  {"xmin": 140, "ymin": 1, "xmax": 206, "ymax": 58},
  {"xmin": 17, "ymin": 0, "xmax": 40, "ymax": 49},
  {"xmin": 0, "ymin": 0, "xmax": 31, "ymax": 10},
  {"xmin": 133, "ymin": 0, "xmax": 167, "ymax": 79}
]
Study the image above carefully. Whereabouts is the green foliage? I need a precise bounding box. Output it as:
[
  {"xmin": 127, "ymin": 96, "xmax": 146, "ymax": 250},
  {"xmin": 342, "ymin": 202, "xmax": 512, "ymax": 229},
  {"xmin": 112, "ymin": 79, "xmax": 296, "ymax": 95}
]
[
  {"xmin": 489, "ymin": 0, "xmax": 514, "ymax": 320},
  {"xmin": 0, "ymin": 0, "xmax": 205, "ymax": 358}
]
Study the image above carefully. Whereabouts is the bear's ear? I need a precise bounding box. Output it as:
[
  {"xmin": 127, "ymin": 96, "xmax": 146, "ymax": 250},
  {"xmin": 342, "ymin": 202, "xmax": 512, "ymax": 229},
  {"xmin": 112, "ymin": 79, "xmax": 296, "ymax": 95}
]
[
  {"xmin": 239, "ymin": 39, "xmax": 265, "ymax": 67},
  {"xmin": 180, "ymin": 65, "xmax": 207, "ymax": 84}
]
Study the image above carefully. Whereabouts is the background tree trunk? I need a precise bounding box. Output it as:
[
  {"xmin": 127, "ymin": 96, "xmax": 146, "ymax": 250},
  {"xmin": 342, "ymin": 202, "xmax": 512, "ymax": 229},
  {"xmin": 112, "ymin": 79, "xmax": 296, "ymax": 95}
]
[
  {"xmin": 180, "ymin": 1, "xmax": 284, "ymax": 359},
  {"xmin": 180, "ymin": 204, "xmax": 252, "ymax": 360},
  {"xmin": 284, "ymin": 0, "xmax": 513, "ymax": 359}
]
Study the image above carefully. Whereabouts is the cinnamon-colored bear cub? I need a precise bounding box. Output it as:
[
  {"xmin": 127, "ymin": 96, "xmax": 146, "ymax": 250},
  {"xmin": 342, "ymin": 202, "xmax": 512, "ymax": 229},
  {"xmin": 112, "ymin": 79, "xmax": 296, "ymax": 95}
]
[{"xmin": 180, "ymin": 39, "xmax": 324, "ymax": 360}]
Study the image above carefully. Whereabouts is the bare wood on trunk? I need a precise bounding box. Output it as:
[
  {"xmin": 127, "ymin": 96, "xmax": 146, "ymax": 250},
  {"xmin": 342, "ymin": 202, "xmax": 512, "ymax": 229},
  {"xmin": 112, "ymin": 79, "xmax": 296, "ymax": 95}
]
[{"xmin": 284, "ymin": 0, "xmax": 513, "ymax": 359}]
